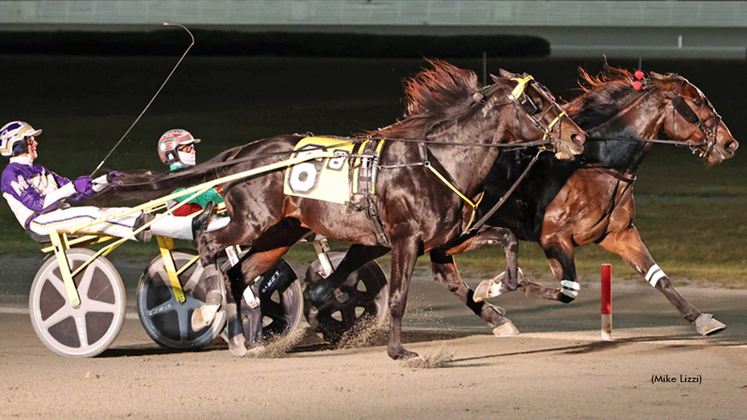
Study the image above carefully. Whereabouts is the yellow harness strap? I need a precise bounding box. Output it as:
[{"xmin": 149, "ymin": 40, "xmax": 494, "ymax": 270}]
[
  {"xmin": 424, "ymin": 163, "xmax": 485, "ymax": 233},
  {"xmin": 508, "ymin": 76, "xmax": 534, "ymax": 101},
  {"xmin": 425, "ymin": 163, "xmax": 479, "ymax": 209},
  {"xmin": 543, "ymin": 111, "xmax": 566, "ymax": 140},
  {"xmin": 371, "ymin": 139, "xmax": 386, "ymax": 194}
]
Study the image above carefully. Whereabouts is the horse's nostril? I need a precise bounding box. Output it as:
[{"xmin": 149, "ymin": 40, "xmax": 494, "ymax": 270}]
[
  {"xmin": 725, "ymin": 141, "xmax": 738, "ymax": 152},
  {"xmin": 573, "ymin": 134, "xmax": 586, "ymax": 144}
]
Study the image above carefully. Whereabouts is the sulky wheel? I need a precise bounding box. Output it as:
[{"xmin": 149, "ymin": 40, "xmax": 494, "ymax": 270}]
[
  {"xmin": 303, "ymin": 250, "xmax": 388, "ymax": 343},
  {"xmin": 236, "ymin": 258, "xmax": 304, "ymax": 342},
  {"xmin": 256, "ymin": 259, "xmax": 304, "ymax": 339},
  {"xmin": 137, "ymin": 250, "xmax": 226, "ymax": 350},
  {"xmin": 29, "ymin": 248, "xmax": 126, "ymax": 357}
]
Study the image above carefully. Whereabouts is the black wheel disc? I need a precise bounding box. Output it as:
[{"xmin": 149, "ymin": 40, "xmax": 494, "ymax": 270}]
[
  {"xmin": 136, "ymin": 250, "xmax": 226, "ymax": 349},
  {"xmin": 258, "ymin": 259, "xmax": 304, "ymax": 338},
  {"xmin": 303, "ymin": 250, "xmax": 388, "ymax": 343}
]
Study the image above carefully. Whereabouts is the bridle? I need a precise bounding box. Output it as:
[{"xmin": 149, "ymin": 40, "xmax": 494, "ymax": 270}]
[
  {"xmin": 669, "ymin": 79, "xmax": 722, "ymax": 158},
  {"xmin": 504, "ymin": 75, "xmax": 570, "ymax": 153},
  {"xmin": 587, "ymin": 75, "xmax": 724, "ymax": 158}
]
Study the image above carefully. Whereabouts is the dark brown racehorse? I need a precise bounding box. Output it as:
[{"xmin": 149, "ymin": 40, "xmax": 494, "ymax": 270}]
[
  {"xmin": 444, "ymin": 65, "xmax": 738, "ymax": 335},
  {"xmin": 95, "ymin": 61, "xmax": 586, "ymax": 359}
]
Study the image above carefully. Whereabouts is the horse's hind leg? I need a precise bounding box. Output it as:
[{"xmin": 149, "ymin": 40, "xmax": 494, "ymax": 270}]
[
  {"xmin": 306, "ymin": 243, "xmax": 389, "ymax": 304},
  {"xmin": 191, "ymin": 219, "xmax": 267, "ymax": 346},
  {"xmin": 598, "ymin": 226, "xmax": 725, "ymax": 335},
  {"xmin": 225, "ymin": 219, "xmax": 311, "ymax": 354},
  {"xmin": 430, "ymin": 249, "xmax": 519, "ymax": 337}
]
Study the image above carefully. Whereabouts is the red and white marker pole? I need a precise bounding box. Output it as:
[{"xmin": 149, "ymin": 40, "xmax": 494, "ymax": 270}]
[{"xmin": 601, "ymin": 264, "xmax": 612, "ymax": 341}]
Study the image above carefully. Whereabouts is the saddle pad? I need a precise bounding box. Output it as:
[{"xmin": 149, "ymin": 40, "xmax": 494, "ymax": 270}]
[{"xmin": 283, "ymin": 137, "xmax": 356, "ymax": 204}]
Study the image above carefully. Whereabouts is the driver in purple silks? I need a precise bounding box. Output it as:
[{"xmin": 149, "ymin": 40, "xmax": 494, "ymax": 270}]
[{"xmin": 0, "ymin": 121, "xmax": 210, "ymax": 242}]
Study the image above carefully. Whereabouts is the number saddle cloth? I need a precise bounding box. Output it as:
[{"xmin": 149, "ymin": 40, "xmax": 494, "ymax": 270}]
[{"xmin": 284, "ymin": 136, "xmax": 389, "ymax": 246}]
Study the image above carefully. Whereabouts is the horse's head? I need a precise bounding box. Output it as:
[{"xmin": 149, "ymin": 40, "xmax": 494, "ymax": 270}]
[
  {"xmin": 494, "ymin": 69, "xmax": 586, "ymax": 160},
  {"xmin": 649, "ymin": 71, "xmax": 738, "ymax": 164}
]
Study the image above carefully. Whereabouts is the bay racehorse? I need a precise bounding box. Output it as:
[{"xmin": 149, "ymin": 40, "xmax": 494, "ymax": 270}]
[
  {"xmin": 323, "ymin": 65, "xmax": 739, "ymax": 339},
  {"xmin": 93, "ymin": 61, "xmax": 586, "ymax": 359},
  {"xmin": 450, "ymin": 65, "xmax": 738, "ymax": 335}
]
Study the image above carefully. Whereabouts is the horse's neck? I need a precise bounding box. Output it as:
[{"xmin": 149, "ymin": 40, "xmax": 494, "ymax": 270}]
[
  {"xmin": 580, "ymin": 93, "xmax": 667, "ymax": 174},
  {"xmin": 425, "ymin": 122, "xmax": 504, "ymax": 197}
]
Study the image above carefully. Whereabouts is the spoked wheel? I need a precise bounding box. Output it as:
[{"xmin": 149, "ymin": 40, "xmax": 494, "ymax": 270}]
[
  {"xmin": 252, "ymin": 259, "xmax": 304, "ymax": 339},
  {"xmin": 303, "ymin": 250, "xmax": 388, "ymax": 343},
  {"xmin": 29, "ymin": 248, "xmax": 126, "ymax": 357},
  {"xmin": 137, "ymin": 250, "xmax": 227, "ymax": 350}
]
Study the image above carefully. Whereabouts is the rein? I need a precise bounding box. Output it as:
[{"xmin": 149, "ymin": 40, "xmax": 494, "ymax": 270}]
[
  {"xmin": 466, "ymin": 148, "xmax": 544, "ymax": 235},
  {"xmin": 117, "ymin": 133, "xmax": 552, "ymax": 189},
  {"xmin": 586, "ymin": 136, "xmax": 710, "ymax": 148}
]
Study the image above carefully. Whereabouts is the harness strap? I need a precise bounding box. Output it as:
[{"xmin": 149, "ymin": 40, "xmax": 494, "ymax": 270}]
[
  {"xmin": 349, "ymin": 139, "xmax": 390, "ymax": 247},
  {"xmin": 424, "ymin": 162, "xmax": 479, "ymax": 209},
  {"xmin": 467, "ymin": 148, "xmax": 543, "ymax": 235},
  {"xmin": 543, "ymin": 112, "xmax": 566, "ymax": 140},
  {"xmin": 508, "ymin": 76, "xmax": 534, "ymax": 101},
  {"xmin": 586, "ymin": 165, "xmax": 637, "ymax": 183}
]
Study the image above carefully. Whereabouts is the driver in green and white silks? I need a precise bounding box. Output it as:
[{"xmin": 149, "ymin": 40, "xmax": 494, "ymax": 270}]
[{"xmin": 158, "ymin": 129, "xmax": 262, "ymax": 354}]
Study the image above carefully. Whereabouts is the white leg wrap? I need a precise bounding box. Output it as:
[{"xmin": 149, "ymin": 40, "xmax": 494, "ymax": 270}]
[
  {"xmin": 560, "ymin": 280, "xmax": 580, "ymax": 298},
  {"xmin": 150, "ymin": 214, "xmax": 194, "ymax": 241},
  {"xmin": 645, "ymin": 264, "xmax": 666, "ymax": 287}
]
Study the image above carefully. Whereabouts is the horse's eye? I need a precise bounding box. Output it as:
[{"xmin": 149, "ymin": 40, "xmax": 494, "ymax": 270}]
[{"xmin": 693, "ymin": 100, "xmax": 702, "ymax": 107}]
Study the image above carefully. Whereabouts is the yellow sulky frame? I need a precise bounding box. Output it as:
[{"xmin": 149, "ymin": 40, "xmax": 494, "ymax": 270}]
[{"xmin": 39, "ymin": 149, "xmax": 338, "ymax": 309}]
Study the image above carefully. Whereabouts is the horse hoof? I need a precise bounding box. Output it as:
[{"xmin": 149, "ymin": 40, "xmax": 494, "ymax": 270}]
[
  {"xmin": 493, "ymin": 321, "xmax": 520, "ymax": 337},
  {"xmin": 474, "ymin": 276, "xmax": 507, "ymax": 302},
  {"xmin": 190, "ymin": 304, "xmax": 220, "ymax": 331},
  {"xmin": 246, "ymin": 345, "xmax": 266, "ymax": 358},
  {"xmin": 695, "ymin": 313, "xmax": 726, "ymax": 336},
  {"xmin": 228, "ymin": 334, "xmax": 247, "ymax": 357},
  {"xmin": 388, "ymin": 347, "xmax": 419, "ymax": 361},
  {"xmin": 308, "ymin": 285, "xmax": 333, "ymax": 304}
]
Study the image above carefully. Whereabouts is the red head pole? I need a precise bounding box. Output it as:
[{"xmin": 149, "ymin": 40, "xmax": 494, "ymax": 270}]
[{"xmin": 601, "ymin": 264, "xmax": 612, "ymax": 341}]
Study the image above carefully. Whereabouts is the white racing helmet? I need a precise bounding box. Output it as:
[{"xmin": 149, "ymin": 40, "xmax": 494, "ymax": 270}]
[
  {"xmin": 157, "ymin": 129, "xmax": 200, "ymax": 166},
  {"xmin": 1, "ymin": 121, "xmax": 42, "ymax": 157}
]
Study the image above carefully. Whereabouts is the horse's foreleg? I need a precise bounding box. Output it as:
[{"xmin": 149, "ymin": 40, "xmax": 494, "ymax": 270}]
[
  {"xmin": 447, "ymin": 226, "xmax": 520, "ymax": 291},
  {"xmin": 430, "ymin": 249, "xmax": 519, "ymax": 337},
  {"xmin": 598, "ymin": 226, "xmax": 725, "ymax": 335},
  {"xmin": 529, "ymin": 238, "xmax": 580, "ymax": 303},
  {"xmin": 387, "ymin": 236, "xmax": 421, "ymax": 360}
]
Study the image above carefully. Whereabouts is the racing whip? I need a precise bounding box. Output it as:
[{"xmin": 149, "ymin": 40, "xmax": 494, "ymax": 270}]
[{"xmin": 90, "ymin": 22, "xmax": 195, "ymax": 177}]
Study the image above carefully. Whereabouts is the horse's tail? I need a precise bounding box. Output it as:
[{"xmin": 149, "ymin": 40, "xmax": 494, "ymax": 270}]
[{"xmin": 87, "ymin": 146, "xmax": 243, "ymax": 205}]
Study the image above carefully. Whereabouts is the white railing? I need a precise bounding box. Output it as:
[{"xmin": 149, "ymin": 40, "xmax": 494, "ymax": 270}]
[{"xmin": 1, "ymin": 1, "xmax": 746, "ymax": 28}]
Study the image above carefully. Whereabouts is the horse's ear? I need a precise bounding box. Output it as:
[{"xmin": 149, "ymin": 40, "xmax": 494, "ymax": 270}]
[
  {"xmin": 490, "ymin": 74, "xmax": 502, "ymax": 83},
  {"xmin": 649, "ymin": 71, "xmax": 680, "ymax": 90},
  {"xmin": 649, "ymin": 71, "xmax": 668, "ymax": 80},
  {"xmin": 498, "ymin": 69, "xmax": 515, "ymax": 78}
]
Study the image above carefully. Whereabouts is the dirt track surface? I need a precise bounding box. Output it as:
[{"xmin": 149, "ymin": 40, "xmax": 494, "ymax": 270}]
[{"xmin": 1, "ymin": 264, "xmax": 746, "ymax": 420}]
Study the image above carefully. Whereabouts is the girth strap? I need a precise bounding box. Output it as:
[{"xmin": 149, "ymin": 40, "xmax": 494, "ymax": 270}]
[{"xmin": 349, "ymin": 139, "xmax": 390, "ymax": 247}]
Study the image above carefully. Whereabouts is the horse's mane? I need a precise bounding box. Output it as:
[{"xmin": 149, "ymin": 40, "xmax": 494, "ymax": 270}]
[
  {"xmin": 370, "ymin": 59, "xmax": 481, "ymax": 138},
  {"xmin": 564, "ymin": 63, "xmax": 645, "ymax": 128}
]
